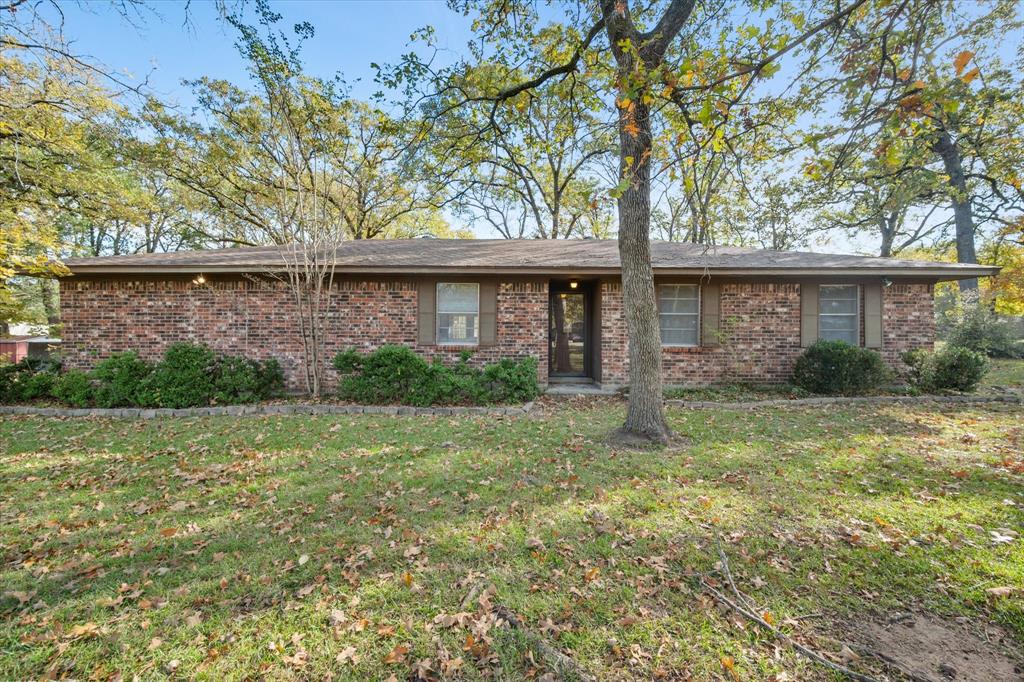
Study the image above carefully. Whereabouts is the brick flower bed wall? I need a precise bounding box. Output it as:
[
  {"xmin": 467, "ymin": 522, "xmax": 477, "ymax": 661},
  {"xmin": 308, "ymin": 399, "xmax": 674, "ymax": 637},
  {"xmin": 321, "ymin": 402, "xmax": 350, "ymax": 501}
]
[
  {"xmin": 599, "ymin": 281, "xmax": 935, "ymax": 387},
  {"xmin": 60, "ymin": 278, "xmax": 549, "ymax": 392}
]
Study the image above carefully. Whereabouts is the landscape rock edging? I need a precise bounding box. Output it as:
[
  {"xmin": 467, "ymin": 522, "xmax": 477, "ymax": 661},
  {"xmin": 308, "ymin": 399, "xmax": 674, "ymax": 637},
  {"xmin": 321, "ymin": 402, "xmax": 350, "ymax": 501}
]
[
  {"xmin": 665, "ymin": 393, "xmax": 1023, "ymax": 410},
  {"xmin": 0, "ymin": 402, "xmax": 536, "ymax": 419}
]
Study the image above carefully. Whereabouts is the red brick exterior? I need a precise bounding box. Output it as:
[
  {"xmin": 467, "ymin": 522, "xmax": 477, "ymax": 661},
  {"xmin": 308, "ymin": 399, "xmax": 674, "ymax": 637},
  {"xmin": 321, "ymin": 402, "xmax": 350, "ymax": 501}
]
[
  {"xmin": 879, "ymin": 283, "xmax": 936, "ymax": 367},
  {"xmin": 59, "ymin": 278, "xmax": 549, "ymax": 391},
  {"xmin": 59, "ymin": 276, "xmax": 935, "ymax": 392},
  {"xmin": 598, "ymin": 280, "xmax": 935, "ymax": 387}
]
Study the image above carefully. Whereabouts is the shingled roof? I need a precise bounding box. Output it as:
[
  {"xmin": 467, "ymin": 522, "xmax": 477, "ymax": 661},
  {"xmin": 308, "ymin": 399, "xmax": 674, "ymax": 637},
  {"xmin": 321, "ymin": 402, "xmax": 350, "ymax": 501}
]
[{"xmin": 61, "ymin": 239, "xmax": 997, "ymax": 280}]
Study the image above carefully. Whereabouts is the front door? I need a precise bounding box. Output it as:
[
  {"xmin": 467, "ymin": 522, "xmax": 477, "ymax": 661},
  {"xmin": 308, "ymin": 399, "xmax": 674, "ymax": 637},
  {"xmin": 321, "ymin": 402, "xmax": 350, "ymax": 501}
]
[{"xmin": 549, "ymin": 291, "xmax": 587, "ymax": 377}]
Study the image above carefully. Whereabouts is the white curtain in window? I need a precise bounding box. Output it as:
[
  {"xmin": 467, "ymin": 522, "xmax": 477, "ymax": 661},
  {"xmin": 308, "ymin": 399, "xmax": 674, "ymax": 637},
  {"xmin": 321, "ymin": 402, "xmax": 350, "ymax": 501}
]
[{"xmin": 437, "ymin": 283, "xmax": 479, "ymax": 344}]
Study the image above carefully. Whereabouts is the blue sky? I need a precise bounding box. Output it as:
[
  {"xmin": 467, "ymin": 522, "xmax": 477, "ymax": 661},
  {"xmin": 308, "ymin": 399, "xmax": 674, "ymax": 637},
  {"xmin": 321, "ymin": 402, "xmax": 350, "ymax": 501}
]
[
  {"xmin": 48, "ymin": 0, "xmax": 974, "ymax": 253},
  {"xmin": 58, "ymin": 1, "xmax": 474, "ymax": 107}
]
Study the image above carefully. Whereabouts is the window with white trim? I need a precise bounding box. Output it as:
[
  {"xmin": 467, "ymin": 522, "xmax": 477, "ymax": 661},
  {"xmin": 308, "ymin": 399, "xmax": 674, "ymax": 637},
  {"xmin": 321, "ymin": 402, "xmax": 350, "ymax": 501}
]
[
  {"xmin": 436, "ymin": 283, "xmax": 479, "ymax": 345},
  {"xmin": 819, "ymin": 284, "xmax": 859, "ymax": 345},
  {"xmin": 658, "ymin": 284, "xmax": 700, "ymax": 346}
]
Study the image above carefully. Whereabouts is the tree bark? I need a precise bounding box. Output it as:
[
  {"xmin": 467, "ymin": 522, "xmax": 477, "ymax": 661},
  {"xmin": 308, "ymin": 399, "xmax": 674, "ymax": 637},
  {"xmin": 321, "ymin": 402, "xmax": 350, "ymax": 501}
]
[
  {"xmin": 599, "ymin": 0, "xmax": 694, "ymax": 443},
  {"xmin": 616, "ymin": 95, "xmax": 670, "ymax": 443},
  {"xmin": 551, "ymin": 295, "xmax": 572, "ymax": 373},
  {"xmin": 39, "ymin": 279, "xmax": 60, "ymax": 329},
  {"xmin": 878, "ymin": 215, "xmax": 894, "ymax": 258},
  {"xmin": 932, "ymin": 130, "xmax": 978, "ymax": 291}
]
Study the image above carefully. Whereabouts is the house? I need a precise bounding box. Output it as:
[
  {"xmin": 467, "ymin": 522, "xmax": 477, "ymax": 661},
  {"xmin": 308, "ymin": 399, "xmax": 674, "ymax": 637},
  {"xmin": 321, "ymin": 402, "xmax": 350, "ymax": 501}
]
[{"xmin": 57, "ymin": 239, "xmax": 996, "ymax": 390}]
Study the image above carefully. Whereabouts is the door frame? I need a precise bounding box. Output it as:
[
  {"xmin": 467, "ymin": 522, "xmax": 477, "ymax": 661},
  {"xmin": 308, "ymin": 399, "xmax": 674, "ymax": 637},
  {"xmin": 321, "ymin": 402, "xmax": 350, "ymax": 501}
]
[{"xmin": 548, "ymin": 281, "xmax": 592, "ymax": 379}]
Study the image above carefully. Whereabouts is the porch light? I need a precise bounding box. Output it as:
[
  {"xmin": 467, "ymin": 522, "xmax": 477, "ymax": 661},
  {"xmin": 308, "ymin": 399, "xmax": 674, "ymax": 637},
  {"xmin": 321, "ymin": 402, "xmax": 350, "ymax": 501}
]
[
  {"xmin": 569, "ymin": 280, "xmax": 579, "ymax": 289},
  {"xmin": 193, "ymin": 274, "xmax": 206, "ymax": 285}
]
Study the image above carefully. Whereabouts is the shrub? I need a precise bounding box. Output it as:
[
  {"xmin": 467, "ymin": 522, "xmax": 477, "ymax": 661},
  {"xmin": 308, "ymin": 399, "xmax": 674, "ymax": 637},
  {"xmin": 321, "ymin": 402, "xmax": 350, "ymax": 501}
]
[
  {"xmin": 92, "ymin": 351, "xmax": 153, "ymax": 408},
  {"xmin": 938, "ymin": 298, "xmax": 1024, "ymax": 358},
  {"xmin": 0, "ymin": 357, "xmax": 61, "ymax": 403},
  {"xmin": 146, "ymin": 343, "xmax": 218, "ymax": 408},
  {"xmin": 255, "ymin": 358, "xmax": 285, "ymax": 399},
  {"xmin": 334, "ymin": 345, "xmax": 539, "ymax": 406},
  {"xmin": 335, "ymin": 345, "xmax": 431, "ymax": 405},
  {"xmin": 792, "ymin": 340, "xmax": 891, "ymax": 395},
  {"xmin": 903, "ymin": 346, "xmax": 988, "ymax": 393},
  {"xmin": 1, "ymin": 345, "xmax": 284, "ymax": 408},
  {"xmin": 480, "ymin": 356, "xmax": 540, "ymax": 403},
  {"xmin": 212, "ymin": 355, "xmax": 261, "ymax": 404},
  {"xmin": 52, "ymin": 370, "xmax": 93, "ymax": 407},
  {"xmin": 19, "ymin": 371, "xmax": 56, "ymax": 401},
  {"xmin": 211, "ymin": 356, "xmax": 284, "ymax": 404}
]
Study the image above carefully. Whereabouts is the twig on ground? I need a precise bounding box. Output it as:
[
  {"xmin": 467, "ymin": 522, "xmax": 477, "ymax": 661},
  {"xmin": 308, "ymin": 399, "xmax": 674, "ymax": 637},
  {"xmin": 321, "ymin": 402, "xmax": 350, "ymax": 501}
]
[
  {"xmin": 714, "ymin": 534, "xmax": 758, "ymax": 612},
  {"xmin": 701, "ymin": 579, "xmax": 879, "ymax": 682},
  {"xmin": 460, "ymin": 580, "xmax": 596, "ymax": 682},
  {"xmin": 493, "ymin": 604, "xmax": 597, "ymax": 682},
  {"xmin": 706, "ymin": 538, "xmax": 880, "ymax": 681},
  {"xmin": 847, "ymin": 644, "xmax": 937, "ymax": 682}
]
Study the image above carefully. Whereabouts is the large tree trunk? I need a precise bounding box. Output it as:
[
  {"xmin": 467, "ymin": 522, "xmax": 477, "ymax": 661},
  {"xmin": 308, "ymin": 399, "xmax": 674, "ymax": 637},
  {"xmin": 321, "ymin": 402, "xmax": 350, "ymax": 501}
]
[
  {"xmin": 932, "ymin": 131, "xmax": 978, "ymax": 291},
  {"xmin": 39, "ymin": 279, "xmax": 60, "ymax": 329},
  {"xmin": 617, "ymin": 95, "xmax": 670, "ymax": 443}
]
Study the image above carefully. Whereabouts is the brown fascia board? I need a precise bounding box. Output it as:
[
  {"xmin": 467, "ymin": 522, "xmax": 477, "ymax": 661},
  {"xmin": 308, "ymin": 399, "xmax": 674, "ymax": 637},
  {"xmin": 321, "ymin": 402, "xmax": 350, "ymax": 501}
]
[{"xmin": 61, "ymin": 263, "xmax": 1000, "ymax": 281}]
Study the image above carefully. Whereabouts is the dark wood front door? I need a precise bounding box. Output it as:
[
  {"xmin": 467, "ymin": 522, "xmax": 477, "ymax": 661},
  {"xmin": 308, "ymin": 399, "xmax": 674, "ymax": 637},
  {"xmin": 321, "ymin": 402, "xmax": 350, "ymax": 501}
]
[{"xmin": 549, "ymin": 291, "xmax": 588, "ymax": 377}]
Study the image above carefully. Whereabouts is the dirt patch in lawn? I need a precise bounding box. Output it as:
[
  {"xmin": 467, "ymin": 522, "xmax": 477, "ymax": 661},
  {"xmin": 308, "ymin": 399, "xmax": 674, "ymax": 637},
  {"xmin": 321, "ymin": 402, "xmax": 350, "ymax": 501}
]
[{"xmin": 856, "ymin": 612, "xmax": 1023, "ymax": 681}]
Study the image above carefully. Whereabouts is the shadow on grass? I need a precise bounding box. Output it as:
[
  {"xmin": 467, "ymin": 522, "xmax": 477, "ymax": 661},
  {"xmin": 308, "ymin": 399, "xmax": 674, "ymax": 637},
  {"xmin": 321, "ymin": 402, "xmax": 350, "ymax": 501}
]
[{"xmin": 0, "ymin": 401, "xmax": 1021, "ymax": 678}]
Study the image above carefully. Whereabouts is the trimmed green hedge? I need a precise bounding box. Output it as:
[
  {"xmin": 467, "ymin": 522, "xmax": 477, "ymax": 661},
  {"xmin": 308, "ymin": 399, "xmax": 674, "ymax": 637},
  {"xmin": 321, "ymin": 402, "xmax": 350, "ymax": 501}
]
[
  {"xmin": 792, "ymin": 340, "xmax": 891, "ymax": 395},
  {"xmin": 903, "ymin": 346, "xmax": 988, "ymax": 393},
  {"xmin": 333, "ymin": 345, "xmax": 539, "ymax": 406},
  {"xmin": 0, "ymin": 343, "xmax": 284, "ymax": 408}
]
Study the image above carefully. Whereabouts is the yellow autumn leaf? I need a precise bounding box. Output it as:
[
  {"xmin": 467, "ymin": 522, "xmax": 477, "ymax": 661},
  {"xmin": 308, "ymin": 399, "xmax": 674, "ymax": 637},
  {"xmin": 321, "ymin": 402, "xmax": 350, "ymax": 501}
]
[
  {"xmin": 954, "ymin": 50, "xmax": 974, "ymax": 76},
  {"xmin": 960, "ymin": 67, "xmax": 980, "ymax": 84}
]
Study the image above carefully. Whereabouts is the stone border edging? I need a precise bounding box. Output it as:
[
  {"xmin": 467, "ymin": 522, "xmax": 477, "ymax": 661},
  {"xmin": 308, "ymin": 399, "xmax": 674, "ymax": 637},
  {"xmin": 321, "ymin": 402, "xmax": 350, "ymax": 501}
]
[
  {"xmin": 665, "ymin": 393, "xmax": 1023, "ymax": 410},
  {"xmin": 0, "ymin": 402, "xmax": 535, "ymax": 419}
]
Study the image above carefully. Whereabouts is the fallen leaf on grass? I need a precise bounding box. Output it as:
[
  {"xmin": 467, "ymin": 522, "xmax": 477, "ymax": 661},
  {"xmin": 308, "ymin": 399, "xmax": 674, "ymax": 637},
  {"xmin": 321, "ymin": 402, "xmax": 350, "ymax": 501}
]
[
  {"xmin": 991, "ymin": 531, "xmax": 1016, "ymax": 545},
  {"xmin": 66, "ymin": 622, "xmax": 99, "ymax": 639},
  {"xmin": 336, "ymin": 646, "xmax": 359, "ymax": 665},
  {"xmin": 383, "ymin": 643, "xmax": 409, "ymax": 664},
  {"xmin": 986, "ymin": 586, "xmax": 1021, "ymax": 599},
  {"xmin": 720, "ymin": 655, "xmax": 739, "ymax": 681}
]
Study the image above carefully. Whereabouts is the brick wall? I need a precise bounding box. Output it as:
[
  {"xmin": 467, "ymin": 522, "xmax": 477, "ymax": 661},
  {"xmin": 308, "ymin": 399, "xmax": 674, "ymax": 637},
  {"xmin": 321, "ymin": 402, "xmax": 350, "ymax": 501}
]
[
  {"xmin": 880, "ymin": 283, "xmax": 936, "ymax": 366},
  {"xmin": 599, "ymin": 281, "xmax": 935, "ymax": 387},
  {"xmin": 60, "ymin": 276, "xmax": 934, "ymax": 392},
  {"xmin": 60, "ymin": 277, "xmax": 549, "ymax": 392}
]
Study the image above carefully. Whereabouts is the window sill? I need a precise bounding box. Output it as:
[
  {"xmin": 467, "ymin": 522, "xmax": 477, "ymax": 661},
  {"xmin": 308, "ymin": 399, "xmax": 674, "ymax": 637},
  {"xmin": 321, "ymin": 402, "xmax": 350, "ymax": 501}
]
[{"xmin": 662, "ymin": 345, "xmax": 705, "ymax": 353}]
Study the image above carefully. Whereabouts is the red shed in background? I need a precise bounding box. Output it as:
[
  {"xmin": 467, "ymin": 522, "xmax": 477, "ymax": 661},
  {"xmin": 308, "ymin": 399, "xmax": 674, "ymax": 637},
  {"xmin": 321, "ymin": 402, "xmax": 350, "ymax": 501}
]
[{"xmin": 0, "ymin": 336, "xmax": 61, "ymax": 363}]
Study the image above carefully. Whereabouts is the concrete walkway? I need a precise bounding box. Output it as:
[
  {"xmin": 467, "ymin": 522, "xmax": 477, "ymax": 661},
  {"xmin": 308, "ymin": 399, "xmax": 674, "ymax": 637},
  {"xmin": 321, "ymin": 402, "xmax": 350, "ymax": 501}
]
[{"xmin": 544, "ymin": 383, "xmax": 619, "ymax": 396}]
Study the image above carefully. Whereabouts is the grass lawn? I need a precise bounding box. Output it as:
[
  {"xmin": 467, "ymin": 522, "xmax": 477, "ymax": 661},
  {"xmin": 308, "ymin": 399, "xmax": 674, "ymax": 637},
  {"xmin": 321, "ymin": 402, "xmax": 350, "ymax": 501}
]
[
  {"xmin": 663, "ymin": 383, "xmax": 809, "ymax": 402},
  {"xmin": 984, "ymin": 358, "xmax": 1024, "ymax": 390},
  {"xmin": 2, "ymin": 399, "xmax": 1022, "ymax": 680}
]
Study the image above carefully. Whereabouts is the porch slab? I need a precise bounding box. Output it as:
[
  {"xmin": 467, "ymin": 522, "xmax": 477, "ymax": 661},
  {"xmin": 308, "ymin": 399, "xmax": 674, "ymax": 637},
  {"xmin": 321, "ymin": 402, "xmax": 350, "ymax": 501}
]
[{"xmin": 543, "ymin": 382, "xmax": 619, "ymax": 396}]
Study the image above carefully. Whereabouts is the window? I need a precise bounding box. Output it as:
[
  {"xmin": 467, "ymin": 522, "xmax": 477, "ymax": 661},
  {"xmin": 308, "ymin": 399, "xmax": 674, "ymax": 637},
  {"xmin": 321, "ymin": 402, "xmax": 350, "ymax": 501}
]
[
  {"xmin": 658, "ymin": 284, "xmax": 700, "ymax": 346},
  {"xmin": 819, "ymin": 285, "xmax": 859, "ymax": 345},
  {"xmin": 437, "ymin": 283, "xmax": 479, "ymax": 345}
]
